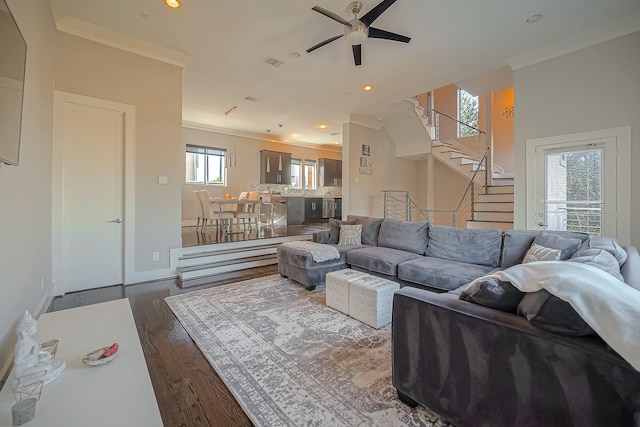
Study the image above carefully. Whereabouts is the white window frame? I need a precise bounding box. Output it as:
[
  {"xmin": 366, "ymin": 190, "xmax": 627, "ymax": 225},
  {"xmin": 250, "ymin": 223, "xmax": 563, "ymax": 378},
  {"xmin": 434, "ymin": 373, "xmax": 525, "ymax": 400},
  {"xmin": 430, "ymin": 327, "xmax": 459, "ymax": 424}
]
[
  {"xmin": 291, "ymin": 158, "xmax": 302, "ymax": 189},
  {"xmin": 525, "ymin": 127, "xmax": 631, "ymax": 244},
  {"xmin": 457, "ymin": 88, "xmax": 479, "ymax": 138},
  {"xmin": 185, "ymin": 144, "xmax": 227, "ymax": 186},
  {"xmin": 304, "ymin": 159, "xmax": 317, "ymax": 189}
]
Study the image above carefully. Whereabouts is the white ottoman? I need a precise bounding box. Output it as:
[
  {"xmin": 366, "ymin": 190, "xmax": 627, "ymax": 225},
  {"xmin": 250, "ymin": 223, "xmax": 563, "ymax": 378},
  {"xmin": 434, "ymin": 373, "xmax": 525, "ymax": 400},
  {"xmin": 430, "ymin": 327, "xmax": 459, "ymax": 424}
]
[
  {"xmin": 325, "ymin": 269, "xmax": 369, "ymax": 315},
  {"xmin": 349, "ymin": 276, "xmax": 400, "ymax": 328}
]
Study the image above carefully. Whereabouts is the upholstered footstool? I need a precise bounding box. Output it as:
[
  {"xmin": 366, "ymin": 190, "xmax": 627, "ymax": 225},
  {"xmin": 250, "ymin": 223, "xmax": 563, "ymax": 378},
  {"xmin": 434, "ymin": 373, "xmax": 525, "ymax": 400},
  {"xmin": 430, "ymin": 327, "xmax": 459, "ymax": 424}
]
[
  {"xmin": 325, "ymin": 269, "xmax": 369, "ymax": 315},
  {"xmin": 349, "ymin": 276, "xmax": 400, "ymax": 328},
  {"xmin": 277, "ymin": 241, "xmax": 348, "ymax": 290}
]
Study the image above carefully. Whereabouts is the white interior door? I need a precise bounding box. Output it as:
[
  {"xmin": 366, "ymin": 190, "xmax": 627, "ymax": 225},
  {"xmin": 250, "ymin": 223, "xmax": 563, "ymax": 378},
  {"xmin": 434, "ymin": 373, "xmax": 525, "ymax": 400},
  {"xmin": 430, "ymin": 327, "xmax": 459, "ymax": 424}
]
[{"xmin": 60, "ymin": 102, "xmax": 124, "ymax": 292}]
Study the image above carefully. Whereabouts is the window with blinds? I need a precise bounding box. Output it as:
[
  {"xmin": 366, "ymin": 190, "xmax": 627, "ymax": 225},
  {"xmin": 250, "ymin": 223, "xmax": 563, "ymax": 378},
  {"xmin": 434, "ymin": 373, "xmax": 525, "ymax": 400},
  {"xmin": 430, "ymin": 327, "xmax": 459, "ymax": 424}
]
[{"xmin": 185, "ymin": 144, "xmax": 227, "ymax": 185}]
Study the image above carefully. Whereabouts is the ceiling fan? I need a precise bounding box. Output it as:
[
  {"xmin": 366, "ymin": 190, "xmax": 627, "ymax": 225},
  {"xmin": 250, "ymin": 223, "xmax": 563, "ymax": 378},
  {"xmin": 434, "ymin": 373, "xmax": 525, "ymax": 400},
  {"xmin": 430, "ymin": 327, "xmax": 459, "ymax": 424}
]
[{"xmin": 306, "ymin": 0, "xmax": 411, "ymax": 66}]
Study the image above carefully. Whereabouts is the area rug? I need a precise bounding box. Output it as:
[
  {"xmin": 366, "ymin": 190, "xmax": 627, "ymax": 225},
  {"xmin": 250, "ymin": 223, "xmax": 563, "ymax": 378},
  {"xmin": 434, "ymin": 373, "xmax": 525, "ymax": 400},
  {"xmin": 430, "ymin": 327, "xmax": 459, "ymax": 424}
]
[{"xmin": 165, "ymin": 275, "xmax": 450, "ymax": 426}]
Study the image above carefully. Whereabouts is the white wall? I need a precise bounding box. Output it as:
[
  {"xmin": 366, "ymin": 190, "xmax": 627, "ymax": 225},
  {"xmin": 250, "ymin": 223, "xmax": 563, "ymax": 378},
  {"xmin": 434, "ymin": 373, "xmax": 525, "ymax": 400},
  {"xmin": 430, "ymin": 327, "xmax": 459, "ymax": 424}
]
[
  {"xmin": 514, "ymin": 31, "xmax": 640, "ymax": 248},
  {"xmin": 0, "ymin": 0, "xmax": 56, "ymax": 380},
  {"xmin": 53, "ymin": 32, "xmax": 184, "ymax": 273},
  {"xmin": 343, "ymin": 122, "xmax": 426, "ymax": 218}
]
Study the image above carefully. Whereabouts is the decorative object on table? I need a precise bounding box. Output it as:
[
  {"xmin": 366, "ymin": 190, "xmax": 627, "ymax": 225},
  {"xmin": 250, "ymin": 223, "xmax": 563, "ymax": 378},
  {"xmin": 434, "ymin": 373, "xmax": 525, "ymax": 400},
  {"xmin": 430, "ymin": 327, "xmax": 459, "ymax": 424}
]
[
  {"xmin": 11, "ymin": 397, "xmax": 37, "ymax": 426},
  {"xmin": 13, "ymin": 311, "xmax": 66, "ymax": 385},
  {"xmin": 82, "ymin": 342, "xmax": 119, "ymax": 366},
  {"xmin": 40, "ymin": 339, "xmax": 59, "ymax": 357}
]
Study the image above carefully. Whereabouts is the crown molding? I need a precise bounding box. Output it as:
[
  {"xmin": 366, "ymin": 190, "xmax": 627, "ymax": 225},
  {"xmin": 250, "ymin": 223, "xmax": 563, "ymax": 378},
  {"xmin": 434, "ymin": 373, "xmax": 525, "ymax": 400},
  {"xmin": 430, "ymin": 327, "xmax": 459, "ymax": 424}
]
[
  {"xmin": 55, "ymin": 16, "xmax": 191, "ymax": 67},
  {"xmin": 507, "ymin": 13, "xmax": 640, "ymax": 70}
]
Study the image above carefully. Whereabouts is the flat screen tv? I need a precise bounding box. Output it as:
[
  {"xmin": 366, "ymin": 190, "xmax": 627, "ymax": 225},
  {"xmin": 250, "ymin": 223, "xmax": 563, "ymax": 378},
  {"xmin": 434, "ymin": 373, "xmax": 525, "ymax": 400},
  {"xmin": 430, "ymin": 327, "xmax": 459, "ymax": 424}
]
[{"xmin": 0, "ymin": 0, "xmax": 27, "ymax": 166}]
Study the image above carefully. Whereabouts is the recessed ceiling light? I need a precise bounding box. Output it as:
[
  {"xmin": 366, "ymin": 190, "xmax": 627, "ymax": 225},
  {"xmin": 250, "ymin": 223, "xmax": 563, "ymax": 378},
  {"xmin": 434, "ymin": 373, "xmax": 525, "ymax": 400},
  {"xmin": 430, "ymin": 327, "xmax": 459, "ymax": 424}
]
[
  {"xmin": 291, "ymin": 133, "xmax": 299, "ymax": 138},
  {"xmin": 526, "ymin": 14, "xmax": 543, "ymax": 23},
  {"xmin": 318, "ymin": 124, "xmax": 329, "ymax": 129},
  {"xmin": 333, "ymin": 141, "xmax": 341, "ymax": 145},
  {"xmin": 164, "ymin": 0, "xmax": 181, "ymax": 9},
  {"xmin": 363, "ymin": 85, "xmax": 374, "ymax": 91}
]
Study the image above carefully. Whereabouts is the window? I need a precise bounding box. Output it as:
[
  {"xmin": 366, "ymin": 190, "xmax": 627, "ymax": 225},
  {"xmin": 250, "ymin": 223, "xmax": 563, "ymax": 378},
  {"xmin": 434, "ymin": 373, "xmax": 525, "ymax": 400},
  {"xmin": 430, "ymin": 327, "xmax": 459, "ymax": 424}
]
[
  {"xmin": 185, "ymin": 144, "xmax": 226, "ymax": 185},
  {"xmin": 291, "ymin": 158, "xmax": 302, "ymax": 189},
  {"xmin": 457, "ymin": 88, "xmax": 479, "ymax": 138},
  {"xmin": 304, "ymin": 160, "xmax": 317, "ymax": 189}
]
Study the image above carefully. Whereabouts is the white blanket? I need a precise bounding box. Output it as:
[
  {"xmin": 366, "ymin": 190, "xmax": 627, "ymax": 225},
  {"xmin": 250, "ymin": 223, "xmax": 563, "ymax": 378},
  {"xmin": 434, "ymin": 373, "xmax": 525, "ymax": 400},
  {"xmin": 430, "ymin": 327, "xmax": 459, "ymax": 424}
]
[
  {"xmin": 468, "ymin": 261, "xmax": 640, "ymax": 371},
  {"xmin": 282, "ymin": 241, "xmax": 340, "ymax": 263}
]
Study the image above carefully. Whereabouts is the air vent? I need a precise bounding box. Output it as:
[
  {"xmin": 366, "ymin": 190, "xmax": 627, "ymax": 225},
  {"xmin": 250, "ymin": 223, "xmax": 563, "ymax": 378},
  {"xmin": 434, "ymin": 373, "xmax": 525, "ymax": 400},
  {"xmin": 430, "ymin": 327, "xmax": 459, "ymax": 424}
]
[
  {"xmin": 245, "ymin": 96, "xmax": 259, "ymax": 102},
  {"xmin": 330, "ymin": 132, "xmax": 340, "ymax": 136},
  {"xmin": 264, "ymin": 57, "xmax": 284, "ymax": 68}
]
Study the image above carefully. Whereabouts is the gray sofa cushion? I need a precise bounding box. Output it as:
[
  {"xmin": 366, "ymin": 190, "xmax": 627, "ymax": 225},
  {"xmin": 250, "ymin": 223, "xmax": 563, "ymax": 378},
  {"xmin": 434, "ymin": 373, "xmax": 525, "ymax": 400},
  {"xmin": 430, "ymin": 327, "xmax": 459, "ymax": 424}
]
[
  {"xmin": 569, "ymin": 248, "xmax": 624, "ymax": 281},
  {"xmin": 328, "ymin": 219, "xmax": 355, "ymax": 244},
  {"xmin": 346, "ymin": 246, "xmax": 422, "ymax": 277},
  {"xmin": 361, "ymin": 217, "xmax": 383, "ymax": 246},
  {"xmin": 277, "ymin": 245, "xmax": 350, "ymax": 269},
  {"xmin": 426, "ymin": 225, "xmax": 502, "ymax": 268},
  {"xmin": 501, "ymin": 230, "xmax": 589, "ymax": 268},
  {"xmin": 398, "ymin": 257, "xmax": 494, "ymax": 291},
  {"xmin": 578, "ymin": 236, "xmax": 627, "ymax": 267},
  {"xmin": 377, "ymin": 219, "xmax": 430, "ymax": 255},
  {"xmin": 518, "ymin": 290, "xmax": 595, "ymax": 337},
  {"xmin": 532, "ymin": 232, "xmax": 582, "ymax": 260},
  {"xmin": 622, "ymin": 246, "xmax": 640, "ymax": 291},
  {"xmin": 459, "ymin": 278, "xmax": 525, "ymax": 313}
]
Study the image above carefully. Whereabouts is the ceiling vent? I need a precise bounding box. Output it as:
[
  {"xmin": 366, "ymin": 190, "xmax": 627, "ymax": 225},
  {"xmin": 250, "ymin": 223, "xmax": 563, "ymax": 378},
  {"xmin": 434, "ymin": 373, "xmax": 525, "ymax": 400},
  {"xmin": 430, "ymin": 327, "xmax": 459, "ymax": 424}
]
[
  {"xmin": 245, "ymin": 96, "xmax": 259, "ymax": 102},
  {"xmin": 264, "ymin": 57, "xmax": 284, "ymax": 68},
  {"xmin": 330, "ymin": 132, "xmax": 340, "ymax": 136}
]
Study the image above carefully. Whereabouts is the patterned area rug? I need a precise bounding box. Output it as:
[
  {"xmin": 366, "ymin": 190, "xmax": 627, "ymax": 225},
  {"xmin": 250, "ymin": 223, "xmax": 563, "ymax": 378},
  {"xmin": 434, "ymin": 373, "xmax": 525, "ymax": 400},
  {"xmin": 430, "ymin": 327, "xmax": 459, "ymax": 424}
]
[{"xmin": 165, "ymin": 275, "xmax": 449, "ymax": 426}]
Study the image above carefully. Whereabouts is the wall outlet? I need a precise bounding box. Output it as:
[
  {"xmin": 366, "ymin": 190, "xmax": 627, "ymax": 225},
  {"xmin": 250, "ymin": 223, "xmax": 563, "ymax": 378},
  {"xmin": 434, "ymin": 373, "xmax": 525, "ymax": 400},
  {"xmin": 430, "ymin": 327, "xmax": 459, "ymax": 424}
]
[{"xmin": 152, "ymin": 251, "xmax": 160, "ymax": 261}]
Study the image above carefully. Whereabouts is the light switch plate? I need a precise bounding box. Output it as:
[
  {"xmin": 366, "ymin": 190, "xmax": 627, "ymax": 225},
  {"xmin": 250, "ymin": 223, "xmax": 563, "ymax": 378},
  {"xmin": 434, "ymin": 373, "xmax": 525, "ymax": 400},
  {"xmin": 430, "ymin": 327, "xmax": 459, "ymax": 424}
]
[{"xmin": 158, "ymin": 176, "xmax": 168, "ymax": 185}]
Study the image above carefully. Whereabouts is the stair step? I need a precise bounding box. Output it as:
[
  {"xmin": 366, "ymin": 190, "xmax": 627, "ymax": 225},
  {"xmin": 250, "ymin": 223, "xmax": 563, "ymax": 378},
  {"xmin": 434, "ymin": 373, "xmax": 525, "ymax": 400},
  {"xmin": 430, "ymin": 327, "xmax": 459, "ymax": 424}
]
[
  {"xmin": 474, "ymin": 202, "xmax": 513, "ymax": 212},
  {"xmin": 474, "ymin": 211, "xmax": 514, "ymax": 222},
  {"xmin": 477, "ymin": 193, "xmax": 513, "ymax": 203},
  {"xmin": 486, "ymin": 185, "xmax": 514, "ymax": 195},
  {"xmin": 179, "ymin": 253, "xmax": 278, "ymax": 283},
  {"xmin": 467, "ymin": 220, "xmax": 514, "ymax": 232},
  {"xmin": 491, "ymin": 177, "xmax": 514, "ymax": 186},
  {"xmin": 459, "ymin": 158, "xmax": 478, "ymax": 165}
]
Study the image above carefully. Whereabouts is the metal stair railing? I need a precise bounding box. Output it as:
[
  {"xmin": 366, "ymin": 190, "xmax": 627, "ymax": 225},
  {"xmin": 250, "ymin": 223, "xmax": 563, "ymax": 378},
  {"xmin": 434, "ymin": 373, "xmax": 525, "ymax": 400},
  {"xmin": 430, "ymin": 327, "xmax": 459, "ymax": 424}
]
[{"xmin": 382, "ymin": 148, "xmax": 490, "ymax": 228}]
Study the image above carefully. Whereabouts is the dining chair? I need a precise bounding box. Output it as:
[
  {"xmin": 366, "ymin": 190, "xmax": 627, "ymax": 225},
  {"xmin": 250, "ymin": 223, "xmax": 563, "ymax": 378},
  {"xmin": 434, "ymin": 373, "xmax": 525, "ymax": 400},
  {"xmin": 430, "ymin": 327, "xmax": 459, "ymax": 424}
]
[
  {"xmin": 198, "ymin": 190, "xmax": 234, "ymax": 234},
  {"xmin": 193, "ymin": 190, "xmax": 205, "ymax": 232},
  {"xmin": 232, "ymin": 191, "xmax": 250, "ymax": 230}
]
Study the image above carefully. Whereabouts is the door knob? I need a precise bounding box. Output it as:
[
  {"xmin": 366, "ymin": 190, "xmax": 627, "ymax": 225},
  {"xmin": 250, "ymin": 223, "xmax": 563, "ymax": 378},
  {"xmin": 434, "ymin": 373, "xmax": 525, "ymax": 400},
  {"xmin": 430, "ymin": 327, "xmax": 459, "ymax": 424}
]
[{"xmin": 109, "ymin": 218, "xmax": 123, "ymax": 223}]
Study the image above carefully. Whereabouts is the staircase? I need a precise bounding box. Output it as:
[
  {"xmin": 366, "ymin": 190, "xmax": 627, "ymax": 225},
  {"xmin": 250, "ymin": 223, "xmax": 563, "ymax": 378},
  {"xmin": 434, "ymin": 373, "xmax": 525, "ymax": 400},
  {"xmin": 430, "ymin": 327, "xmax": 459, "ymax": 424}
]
[{"xmin": 411, "ymin": 98, "xmax": 515, "ymax": 230}]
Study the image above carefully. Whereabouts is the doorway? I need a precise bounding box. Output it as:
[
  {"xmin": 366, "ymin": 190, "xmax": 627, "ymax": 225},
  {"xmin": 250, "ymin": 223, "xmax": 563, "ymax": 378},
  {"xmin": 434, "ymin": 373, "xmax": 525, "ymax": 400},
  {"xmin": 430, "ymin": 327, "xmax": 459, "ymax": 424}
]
[
  {"xmin": 525, "ymin": 127, "xmax": 631, "ymax": 244},
  {"xmin": 53, "ymin": 91, "xmax": 135, "ymax": 294}
]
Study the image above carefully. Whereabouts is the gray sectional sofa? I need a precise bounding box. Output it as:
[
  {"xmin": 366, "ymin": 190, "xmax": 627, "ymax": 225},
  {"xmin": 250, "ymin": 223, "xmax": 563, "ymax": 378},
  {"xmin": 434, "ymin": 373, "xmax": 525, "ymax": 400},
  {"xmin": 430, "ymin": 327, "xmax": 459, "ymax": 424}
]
[{"xmin": 277, "ymin": 215, "xmax": 640, "ymax": 426}]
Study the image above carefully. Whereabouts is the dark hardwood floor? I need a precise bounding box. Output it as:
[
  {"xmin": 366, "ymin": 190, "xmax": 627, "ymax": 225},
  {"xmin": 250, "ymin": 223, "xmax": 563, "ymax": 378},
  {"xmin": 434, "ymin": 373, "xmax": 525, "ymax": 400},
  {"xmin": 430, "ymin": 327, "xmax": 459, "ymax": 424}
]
[{"xmin": 49, "ymin": 266, "xmax": 281, "ymax": 426}]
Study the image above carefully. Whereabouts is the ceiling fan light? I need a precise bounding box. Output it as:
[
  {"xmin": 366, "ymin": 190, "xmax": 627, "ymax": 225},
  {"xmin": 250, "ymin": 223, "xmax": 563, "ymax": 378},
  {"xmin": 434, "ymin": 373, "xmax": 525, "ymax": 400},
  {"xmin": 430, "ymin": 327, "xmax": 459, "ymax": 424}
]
[{"xmin": 345, "ymin": 20, "xmax": 368, "ymax": 45}]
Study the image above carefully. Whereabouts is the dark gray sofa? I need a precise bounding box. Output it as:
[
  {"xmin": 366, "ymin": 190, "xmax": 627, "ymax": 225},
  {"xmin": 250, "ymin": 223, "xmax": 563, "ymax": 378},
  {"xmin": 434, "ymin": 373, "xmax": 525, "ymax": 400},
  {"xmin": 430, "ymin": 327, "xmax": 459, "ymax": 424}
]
[{"xmin": 392, "ymin": 244, "xmax": 640, "ymax": 427}]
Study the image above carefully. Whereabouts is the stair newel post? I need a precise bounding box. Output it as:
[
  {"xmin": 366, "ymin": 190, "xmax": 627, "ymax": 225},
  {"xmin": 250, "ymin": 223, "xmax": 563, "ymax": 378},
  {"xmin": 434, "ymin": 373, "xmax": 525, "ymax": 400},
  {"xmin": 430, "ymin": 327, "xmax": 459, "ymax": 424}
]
[
  {"xmin": 452, "ymin": 212, "xmax": 456, "ymax": 227},
  {"xmin": 471, "ymin": 183, "xmax": 475, "ymax": 222},
  {"xmin": 383, "ymin": 190, "xmax": 388, "ymax": 218},
  {"xmin": 406, "ymin": 192, "xmax": 411, "ymax": 222}
]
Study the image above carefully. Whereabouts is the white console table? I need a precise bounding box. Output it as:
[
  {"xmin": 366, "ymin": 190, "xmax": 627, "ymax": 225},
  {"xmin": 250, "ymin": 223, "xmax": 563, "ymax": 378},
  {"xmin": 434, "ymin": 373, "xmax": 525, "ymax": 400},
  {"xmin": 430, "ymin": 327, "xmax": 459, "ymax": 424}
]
[{"xmin": 0, "ymin": 299, "xmax": 163, "ymax": 426}]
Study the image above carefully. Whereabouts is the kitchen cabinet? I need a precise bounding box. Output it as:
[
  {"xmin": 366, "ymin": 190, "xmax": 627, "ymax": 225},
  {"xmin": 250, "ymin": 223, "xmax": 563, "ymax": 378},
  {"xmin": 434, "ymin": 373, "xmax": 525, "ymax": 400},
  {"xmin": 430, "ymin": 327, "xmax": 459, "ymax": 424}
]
[
  {"xmin": 334, "ymin": 198, "xmax": 342, "ymax": 219},
  {"xmin": 260, "ymin": 150, "xmax": 292, "ymax": 185},
  {"xmin": 304, "ymin": 198, "xmax": 323, "ymax": 223},
  {"xmin": 286, "ymin": 197, "xmax": 304, "ymax": 226},
  {"xmin": 318, "ymin": 158, "xmax": 342, "ymax": 187}
]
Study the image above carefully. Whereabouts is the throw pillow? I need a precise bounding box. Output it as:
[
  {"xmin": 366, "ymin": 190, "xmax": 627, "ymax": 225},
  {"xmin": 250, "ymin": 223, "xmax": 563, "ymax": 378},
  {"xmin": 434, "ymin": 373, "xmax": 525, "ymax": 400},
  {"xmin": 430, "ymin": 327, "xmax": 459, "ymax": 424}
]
[
  {"xmin": 569, "ymin": 248, "xmax": 624, "ymax": 282},
  {"xmin": 522, "ymin": 243, "xmax": 561, "ymax": 263},
  {"xmin": 338, "ymin": 224, "xmax": 362, "ymax": 246},
  {"xmin": 518, "ymin": 290, "xmax": 595, "ymax": 337},
  {"xmin": 532, "ymin": 232, "xmax": 582, "ymax": 260},
  {"xmin": 328, "ymin": 219, "xmax": 355, "ymax": 244},
  {"xmin": 459, "ymin": 277, "xmax": 525, "ymax": 313},
  {"xmin": 577, "ymin": 236, "xmax": 627, "ymax": 267}
]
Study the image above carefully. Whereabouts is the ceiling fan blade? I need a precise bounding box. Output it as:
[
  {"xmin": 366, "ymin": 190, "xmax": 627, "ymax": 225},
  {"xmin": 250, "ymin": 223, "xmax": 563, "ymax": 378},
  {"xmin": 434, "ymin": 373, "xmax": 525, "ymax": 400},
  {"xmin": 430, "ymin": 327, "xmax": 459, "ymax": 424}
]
[
  {"xmin": 352, "ymin": 44, "xmax": 362, "ymax": 66},
  {"xmin": 306, "ymin": 34, "xmax": 343, "ymax": 53},
  {"xmin": 311, "ymin": 6, "xmax": 351, "ymax": 26},
  {"xmin": 368, "ymin": 27, "xmax": 411, "ymax": 43},
  {"xmin": 360, "ymin": 0, "xmax": 397, "ymax": 27}
]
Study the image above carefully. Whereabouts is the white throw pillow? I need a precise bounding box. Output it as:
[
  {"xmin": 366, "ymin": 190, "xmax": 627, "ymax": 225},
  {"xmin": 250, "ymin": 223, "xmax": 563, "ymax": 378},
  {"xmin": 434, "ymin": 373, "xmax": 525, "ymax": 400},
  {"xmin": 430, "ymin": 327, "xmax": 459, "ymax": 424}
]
[
  {"xmin": 522, "ymin": 243, "xmax": 561, "ymax": 263},
  {"xmin": 338, "ymin": 224, "xmax": 362, "ymax": 246}
]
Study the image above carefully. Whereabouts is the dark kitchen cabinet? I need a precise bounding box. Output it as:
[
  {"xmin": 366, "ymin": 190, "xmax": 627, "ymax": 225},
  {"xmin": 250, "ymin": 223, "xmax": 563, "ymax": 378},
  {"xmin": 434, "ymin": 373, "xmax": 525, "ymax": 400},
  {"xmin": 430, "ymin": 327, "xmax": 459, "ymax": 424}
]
[
  {"xmin": 334, "ymin": 198, "xmax": 342, "ymax": 219},
  {"xmin": 304, "ymin": 198, "xmax": 323, "ymax": 223},
  {"xmin": 260, "ymin": 150, "xmax": 291, "ymax": 185},
  {"xmin": 318, "ymin": 158, "xmax": 342, "ymax": 187}
]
